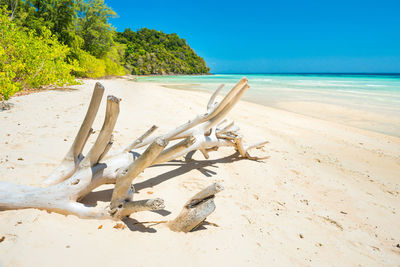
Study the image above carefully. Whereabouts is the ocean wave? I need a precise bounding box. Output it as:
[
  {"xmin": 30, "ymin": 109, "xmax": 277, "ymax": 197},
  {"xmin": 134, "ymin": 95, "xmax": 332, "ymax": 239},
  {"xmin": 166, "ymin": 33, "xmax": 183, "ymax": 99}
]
[
  {"xmin": 289, "ymin": 82, "xmax": 357, "ymax": 87},
  {"xmin": 365, "ymin": 84, "xmax": 385, "ymax": 87},
  {"xmin": 251, "ymin": 79, "xmax": 272, "ymax": 82}
]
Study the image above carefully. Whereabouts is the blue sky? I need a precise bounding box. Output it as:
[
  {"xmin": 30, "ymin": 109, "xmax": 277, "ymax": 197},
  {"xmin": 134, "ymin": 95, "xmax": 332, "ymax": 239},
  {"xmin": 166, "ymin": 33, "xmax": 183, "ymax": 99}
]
[{"xmin": 107, "ymin": 0, "xmax": 400, "ymax": 73}]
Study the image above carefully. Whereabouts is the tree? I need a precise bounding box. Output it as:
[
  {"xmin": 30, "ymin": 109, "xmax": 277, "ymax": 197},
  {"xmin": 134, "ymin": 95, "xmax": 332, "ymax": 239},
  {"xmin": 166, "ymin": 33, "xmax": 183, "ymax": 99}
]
[
  {"xmin": 0, "ymin": 0, "xmax": 18, "ymax": 19},
  {"xmin": 0, "ymin": 8, "xmax": 76, "ymax": 101},
  {"xmin": 116, "ymin": 28, "xmax": 210, "ymax": 75},
  {"xmin": 5, "ymin": 0, "xmax": 117, "ymax": 56},
  {"xmin": 76, "ymin": 0, "xmax": 116, "ymax": 57},
  {"xmin": 5, "ymin": 0, "xmax": 81, "ymax": 49}
]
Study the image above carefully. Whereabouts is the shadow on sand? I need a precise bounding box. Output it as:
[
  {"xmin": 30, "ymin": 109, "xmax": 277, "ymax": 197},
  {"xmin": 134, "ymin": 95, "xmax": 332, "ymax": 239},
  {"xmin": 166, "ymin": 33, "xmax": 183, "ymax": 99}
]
[{"xmin": 79, "ymin": 151, "xmax": 246, "ymax": 232}]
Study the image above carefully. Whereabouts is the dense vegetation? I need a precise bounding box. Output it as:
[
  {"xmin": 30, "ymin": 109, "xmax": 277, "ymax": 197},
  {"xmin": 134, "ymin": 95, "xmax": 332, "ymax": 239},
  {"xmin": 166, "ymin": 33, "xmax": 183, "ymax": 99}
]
[
  {"xmin": 0, "ymin": 0, "xmax": 209, "ymax": 101},
  {"xmin": 0, "ymin": 9, "xmax": 76, "ymax": 100},
  {"xmin": 117, "ymin": 28, "xmax": 210, "ymax": 75}
]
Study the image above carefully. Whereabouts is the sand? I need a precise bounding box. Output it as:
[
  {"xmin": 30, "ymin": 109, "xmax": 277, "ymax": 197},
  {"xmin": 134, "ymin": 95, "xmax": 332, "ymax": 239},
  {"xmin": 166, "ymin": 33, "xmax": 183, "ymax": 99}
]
[
  {"xmin": 274, "ymin": 101, "xmax": 400, "ymax": 138},
  {"xmin": 0, "ymin": 78, "xmax": 399, "ymax": 266}
]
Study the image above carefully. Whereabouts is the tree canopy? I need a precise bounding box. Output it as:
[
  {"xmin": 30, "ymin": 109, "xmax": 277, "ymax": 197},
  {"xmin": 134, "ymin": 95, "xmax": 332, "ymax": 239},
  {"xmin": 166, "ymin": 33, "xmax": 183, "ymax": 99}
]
[
  {"xmin": 117, "ymin": 28, "xmax": 210, "ymax": 75},
  {"xmin": 0, "ymin": 9, "xmax": 76, "ymax": 100}
]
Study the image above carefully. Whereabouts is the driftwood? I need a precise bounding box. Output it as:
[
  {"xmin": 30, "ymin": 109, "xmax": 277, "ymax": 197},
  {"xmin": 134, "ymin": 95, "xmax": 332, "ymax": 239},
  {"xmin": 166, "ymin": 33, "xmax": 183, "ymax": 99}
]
[
  {"xmin": 0, "ymin": 78, "xmax": 268, "ymax": 231},
  {"xmin": 168, "ymin": 183, "xmax": 224, "ymax": 232}
]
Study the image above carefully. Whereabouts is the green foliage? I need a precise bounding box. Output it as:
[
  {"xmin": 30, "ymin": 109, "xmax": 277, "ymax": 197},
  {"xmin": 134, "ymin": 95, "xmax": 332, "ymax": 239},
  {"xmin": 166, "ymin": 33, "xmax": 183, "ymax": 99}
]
[
  {"xmin": 25, "ymin": 0, "xmax": 78, "ymax": 48},
  {"xmin": 1, "ymin": 0, "xmax": 116, "ymax": 57},
  {"xmin": 0, "ymin": 72, "xmax": 20, "ymax": 101},
  {"xmin": 72, "ymin": 49, "xmax": 106, "ymax": 78},
  {"xmin": 0, "ymin": 0, "xmax": 28, "ymax": 23},
  {"xmin": 72, "ymin": 42, "xmax": 127, "ymax": 78},
  {"xmin": 76, "ymin": 0, "xmax": 116, "ymax": 58},
  {"xmin": 0, "ymin": 0, "xmax": 81, "ymax": 49},
  {"xmin": 0, "ymin": 9, "xmax": 76, "ymax": 100},
  {"xmin": 102, "ymin": 42, "xmax": 127, "ymax": 76},
  {"xmin": 116, "ymin": 28, "xmax": 210, "ymax": 75}
]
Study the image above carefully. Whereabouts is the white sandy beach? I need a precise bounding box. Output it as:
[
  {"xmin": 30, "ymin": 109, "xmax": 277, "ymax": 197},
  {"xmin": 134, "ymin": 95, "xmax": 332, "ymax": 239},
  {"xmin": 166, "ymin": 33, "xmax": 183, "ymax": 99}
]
[{"xmin": 0, "ymin": 78, "xmax": 399, "ymax": 266}]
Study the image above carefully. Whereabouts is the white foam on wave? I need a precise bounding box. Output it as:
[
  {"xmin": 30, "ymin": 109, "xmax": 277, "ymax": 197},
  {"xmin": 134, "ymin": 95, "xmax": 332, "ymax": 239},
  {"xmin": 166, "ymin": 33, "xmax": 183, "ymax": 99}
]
[
  {"xmin": 252, "ymin": 79, "xmax": 272, "ymax": 82},
  {"xmin": 290, "ymin": 81, "xmax": 356, "ymax": 87},
  {"xmin": 366, "ymin": 84, "xmax": 385, "ymax": 87}
]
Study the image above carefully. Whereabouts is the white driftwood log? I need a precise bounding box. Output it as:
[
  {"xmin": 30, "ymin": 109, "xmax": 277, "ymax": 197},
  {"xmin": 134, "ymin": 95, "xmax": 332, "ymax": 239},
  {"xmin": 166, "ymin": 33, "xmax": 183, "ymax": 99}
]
[
  {"xmin": 168, "ymin": 183, "xmax": 224, "ymax": 232},
  {"xmin": 0, "ymin": 78, "xmax": 268, "ymax": 228}
]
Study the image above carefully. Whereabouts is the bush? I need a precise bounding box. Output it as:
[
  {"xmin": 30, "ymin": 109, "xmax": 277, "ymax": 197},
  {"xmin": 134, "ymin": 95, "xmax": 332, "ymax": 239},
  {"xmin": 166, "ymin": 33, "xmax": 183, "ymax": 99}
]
[
  {"xmin": 102, "ymin": 42, "xmax": 127, "ymax": 76},
  {"xmin": 72, "ymin": 49, "xmax": 106, "ymax": 78},
  {"xmin": 0, "ymin": 9, "xmax": 76, "ymax": 100},
  {"xmin": 103, "ymin": 57, "xmax": 126, "ymax": 76},
  {"xmin": 73, "ymin": 42, "xmax": 127, "ymax": 78}
]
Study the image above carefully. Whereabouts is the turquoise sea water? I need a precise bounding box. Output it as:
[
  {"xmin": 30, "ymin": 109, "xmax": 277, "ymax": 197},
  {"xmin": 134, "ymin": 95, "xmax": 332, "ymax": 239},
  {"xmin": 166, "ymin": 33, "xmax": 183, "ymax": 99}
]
[{"xmin": 138, "ymin": 74, "xmax": 400, "ymax": 136}]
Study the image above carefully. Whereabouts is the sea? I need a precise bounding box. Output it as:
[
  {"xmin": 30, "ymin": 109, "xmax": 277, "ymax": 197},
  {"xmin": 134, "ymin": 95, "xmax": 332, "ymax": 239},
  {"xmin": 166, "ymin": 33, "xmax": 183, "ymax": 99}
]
[{"xmin": 137, "ymin": 74, "xmax": 400, "ymax": 137}]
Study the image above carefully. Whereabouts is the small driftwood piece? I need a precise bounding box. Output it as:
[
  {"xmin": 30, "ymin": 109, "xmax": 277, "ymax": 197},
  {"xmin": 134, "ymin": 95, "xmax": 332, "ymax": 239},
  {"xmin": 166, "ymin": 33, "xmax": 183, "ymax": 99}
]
[
  {"xmin": 168, "ymin": 183, "xmax": 224, "ymax": 232},
  {"xmin": 0, "ymin": 79, "xmax": 268, "ymax": 229}
]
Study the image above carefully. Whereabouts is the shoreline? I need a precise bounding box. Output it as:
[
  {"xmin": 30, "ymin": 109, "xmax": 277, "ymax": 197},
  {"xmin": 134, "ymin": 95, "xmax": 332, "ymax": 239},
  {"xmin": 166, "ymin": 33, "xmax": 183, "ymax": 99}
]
[
  {"xmin": 136, "ymin": 78, "xmax": 400, "ymax": 138},
  {"xmin": 6, "ymin": 77, "xmax": 400, "ymax": 140}
]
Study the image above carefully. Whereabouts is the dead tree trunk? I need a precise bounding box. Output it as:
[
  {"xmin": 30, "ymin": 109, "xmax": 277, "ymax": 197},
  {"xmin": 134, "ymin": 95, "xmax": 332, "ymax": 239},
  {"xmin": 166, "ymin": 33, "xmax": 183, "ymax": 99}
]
[
  {"xmin": 168, "ymin": 183, "xmax": 224, "ymax": 232},
  {"xmin": 0, "ymin": 78, "xmax": 267, "ymax": 230}
]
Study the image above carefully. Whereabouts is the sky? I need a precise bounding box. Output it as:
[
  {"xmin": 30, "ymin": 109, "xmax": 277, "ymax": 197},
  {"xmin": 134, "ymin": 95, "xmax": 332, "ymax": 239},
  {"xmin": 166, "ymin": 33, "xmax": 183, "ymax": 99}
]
[{"xmin": 107, "ymin": 0, "xmax": 400, "ymax": 73}]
